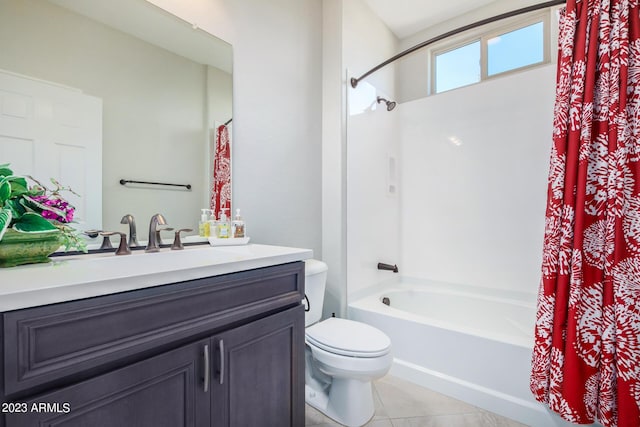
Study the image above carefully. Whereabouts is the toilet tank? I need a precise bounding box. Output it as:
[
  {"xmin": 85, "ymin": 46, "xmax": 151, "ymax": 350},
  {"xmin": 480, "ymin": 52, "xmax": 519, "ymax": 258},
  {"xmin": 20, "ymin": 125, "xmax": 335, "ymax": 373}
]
[{"xmin": 304, "ymin": 259, "xmax": 328, "ymax": 327}]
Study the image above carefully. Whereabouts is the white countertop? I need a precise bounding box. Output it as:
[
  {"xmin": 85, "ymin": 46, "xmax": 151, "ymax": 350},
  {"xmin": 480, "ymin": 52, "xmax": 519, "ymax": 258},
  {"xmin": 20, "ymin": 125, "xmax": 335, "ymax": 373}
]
[{"xmin": 0, "ymin": 244, "xmax": 313, "ymax": 311}]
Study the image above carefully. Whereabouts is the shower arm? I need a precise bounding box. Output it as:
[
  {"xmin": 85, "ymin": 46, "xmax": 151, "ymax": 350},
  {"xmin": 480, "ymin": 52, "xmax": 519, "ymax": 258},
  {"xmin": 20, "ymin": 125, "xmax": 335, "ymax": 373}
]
[{"xmin": 350, "ymin": 0, "xmax": 566, "ymax": 89}]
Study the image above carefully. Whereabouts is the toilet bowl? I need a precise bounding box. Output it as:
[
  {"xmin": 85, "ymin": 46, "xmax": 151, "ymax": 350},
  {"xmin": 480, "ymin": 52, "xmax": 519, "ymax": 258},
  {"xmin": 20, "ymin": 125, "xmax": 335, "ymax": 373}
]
[{"xmin": 304, "ymin": 260, "xmax": 392, "ymax": 427}]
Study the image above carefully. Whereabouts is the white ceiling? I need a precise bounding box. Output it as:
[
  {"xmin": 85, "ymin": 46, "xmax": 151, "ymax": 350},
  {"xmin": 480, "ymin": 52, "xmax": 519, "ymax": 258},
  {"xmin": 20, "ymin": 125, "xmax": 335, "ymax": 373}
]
[{"xmin": 363, "ymin": 0, "xmax": 500, "ymax": 39}]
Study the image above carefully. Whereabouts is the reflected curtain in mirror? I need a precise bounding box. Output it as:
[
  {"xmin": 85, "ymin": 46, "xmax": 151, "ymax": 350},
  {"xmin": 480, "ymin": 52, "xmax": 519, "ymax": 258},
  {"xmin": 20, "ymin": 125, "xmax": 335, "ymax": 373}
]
[{"xmin": 210, "ymin": 123, "xmax": 231, "ymax": 220}]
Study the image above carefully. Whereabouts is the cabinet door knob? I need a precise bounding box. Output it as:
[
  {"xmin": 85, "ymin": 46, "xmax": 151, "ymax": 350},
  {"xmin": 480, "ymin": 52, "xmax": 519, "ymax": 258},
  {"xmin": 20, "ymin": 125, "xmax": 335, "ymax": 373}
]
[
  {"xmin": 203, "ymin": 344, "xmax": 210, "ymax": 393},
  {"xmin": 218, "ymin": 339, "xmax": 225, "ymax": 385}
]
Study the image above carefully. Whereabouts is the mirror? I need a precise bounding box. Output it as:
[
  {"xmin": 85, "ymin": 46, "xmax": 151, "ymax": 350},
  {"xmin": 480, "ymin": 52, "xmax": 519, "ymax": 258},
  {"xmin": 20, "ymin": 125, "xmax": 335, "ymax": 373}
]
[{"xmin": 0, "ymin": 0, "xmax": 232, "ymax": 245}]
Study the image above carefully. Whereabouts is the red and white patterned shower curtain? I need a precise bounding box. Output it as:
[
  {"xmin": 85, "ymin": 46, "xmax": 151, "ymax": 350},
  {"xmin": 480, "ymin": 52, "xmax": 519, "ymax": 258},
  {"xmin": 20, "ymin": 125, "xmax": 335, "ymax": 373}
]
[
  {"xmin": 530, "ymin": 1, "xmax": 640, "ymax": 426},
  {"xmin": 210, "ymin": 124, "xmax": 231, "ymax": 220}
]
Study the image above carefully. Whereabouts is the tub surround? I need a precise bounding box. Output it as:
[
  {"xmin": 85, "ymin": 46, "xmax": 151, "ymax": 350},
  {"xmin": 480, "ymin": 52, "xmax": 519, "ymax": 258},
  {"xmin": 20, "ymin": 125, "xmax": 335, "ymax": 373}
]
[
  {"xmin": 0, "ymin": 243, "xmax": 312, "ymax": 311},
  {"xmin": 1, "ymin": 244, "xmax": 311, "ymax": 427}
]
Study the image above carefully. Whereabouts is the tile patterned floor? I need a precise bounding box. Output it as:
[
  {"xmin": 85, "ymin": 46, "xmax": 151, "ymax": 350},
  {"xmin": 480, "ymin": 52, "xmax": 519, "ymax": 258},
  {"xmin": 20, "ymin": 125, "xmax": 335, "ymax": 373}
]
[{"xmin": 305, "ymin": 375, "xmax": 528, "ymax": 427}]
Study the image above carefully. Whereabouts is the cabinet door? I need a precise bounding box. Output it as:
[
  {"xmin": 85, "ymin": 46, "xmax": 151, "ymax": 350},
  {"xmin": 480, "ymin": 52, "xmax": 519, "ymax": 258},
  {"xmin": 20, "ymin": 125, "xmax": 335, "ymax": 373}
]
[
  {"xmin": 5, "ymin": 340, "xmax": 210, "ymax": 427},
  {"xmin": 211, "ymin": 305, "xmax": 305, "ymax": 427}
]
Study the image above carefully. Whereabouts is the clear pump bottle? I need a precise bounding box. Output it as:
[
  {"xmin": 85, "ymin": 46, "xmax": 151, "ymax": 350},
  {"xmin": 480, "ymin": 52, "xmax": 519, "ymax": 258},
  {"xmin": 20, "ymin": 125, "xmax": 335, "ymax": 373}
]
[
  {"xmin": 216, "ymin": 209, "xmax": 230, "ymax": 238},
  {"xmin": 232, "ymin": 209, "xmax": 245, "ymax": 238},
  {"xmin": 199, "ymin": 209, "xmax": 210, "ymax": 237}
]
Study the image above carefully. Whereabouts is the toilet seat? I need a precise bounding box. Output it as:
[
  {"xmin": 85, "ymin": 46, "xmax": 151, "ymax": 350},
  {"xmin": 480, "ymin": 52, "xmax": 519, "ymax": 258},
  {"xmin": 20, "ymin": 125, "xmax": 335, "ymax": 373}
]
[{"xmin": 305, "ymin": 317, "xmax": 391, "ymax": 358}]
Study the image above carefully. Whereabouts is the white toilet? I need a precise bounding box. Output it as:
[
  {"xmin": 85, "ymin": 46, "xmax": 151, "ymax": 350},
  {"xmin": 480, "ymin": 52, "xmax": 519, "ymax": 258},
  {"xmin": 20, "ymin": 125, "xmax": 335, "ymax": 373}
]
[{"xmin": 304, "ymin": 259, "xmax": 392, "ymax": 427}]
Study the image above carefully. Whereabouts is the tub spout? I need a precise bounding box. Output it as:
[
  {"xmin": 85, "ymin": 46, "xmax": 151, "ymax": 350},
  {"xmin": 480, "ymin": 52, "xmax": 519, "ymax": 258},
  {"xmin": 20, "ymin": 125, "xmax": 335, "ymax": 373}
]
[{"xmin": 378, "ymin": 262, "xmax": 398, "ymax": 273}]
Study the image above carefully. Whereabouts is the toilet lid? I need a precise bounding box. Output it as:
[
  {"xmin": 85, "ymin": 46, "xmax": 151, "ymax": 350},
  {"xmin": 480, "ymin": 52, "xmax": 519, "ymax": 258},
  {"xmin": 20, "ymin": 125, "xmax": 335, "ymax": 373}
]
[{"xmin": 305, "ymin": 318, "xmax": 391, "ymax": 358}]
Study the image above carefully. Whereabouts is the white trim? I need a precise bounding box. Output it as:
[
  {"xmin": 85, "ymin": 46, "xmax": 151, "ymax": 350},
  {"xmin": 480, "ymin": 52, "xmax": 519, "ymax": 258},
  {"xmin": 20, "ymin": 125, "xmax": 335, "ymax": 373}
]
[
  {"xmin": 0, "ymin": 68, "xmax": 82, "ymax": 93},
  {"xmin": 483, "ymin": 12, "xmax": 551, "ymax": 79}
]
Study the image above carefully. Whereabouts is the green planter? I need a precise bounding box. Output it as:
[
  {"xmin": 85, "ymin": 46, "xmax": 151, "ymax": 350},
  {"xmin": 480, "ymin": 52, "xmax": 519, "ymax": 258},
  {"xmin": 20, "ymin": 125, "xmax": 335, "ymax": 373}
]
[{"xmin": 0, "ymin": 229, "xmax": 62, "ymax": 268}]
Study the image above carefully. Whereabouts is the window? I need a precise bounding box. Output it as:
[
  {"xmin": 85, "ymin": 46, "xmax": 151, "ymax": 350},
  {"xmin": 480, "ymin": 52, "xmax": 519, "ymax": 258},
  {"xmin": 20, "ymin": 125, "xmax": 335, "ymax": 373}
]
[
  {"xmin": 435, "ymin": 41, "xmax": 480, "ymax": 93},
  {"xmin": 432, "ymin": 13, "xmax": 549, "ymax": 94},
  {"xmin": 487, "ymin": 21, "xmax": 544, "ymax": 76}
]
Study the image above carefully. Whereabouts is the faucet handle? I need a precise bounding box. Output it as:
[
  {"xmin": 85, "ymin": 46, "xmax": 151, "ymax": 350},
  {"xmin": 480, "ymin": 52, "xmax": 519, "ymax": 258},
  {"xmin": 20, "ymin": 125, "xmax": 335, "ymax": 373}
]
[
  {"xmin": 83, "ymin": 229, "xmax": 101, "ymax": 239},
  {"xmin": 99, "ymin": 231, "xmax": 131, "ymax": 255},
  {"xmin": 98, "ymin": 232, "xmax": 113, "ymax": 250},
  {"xmin": 171, "ymin": 228, "xmax": 193, "ymax": 250},
  {"xmin": 84, "ymin": 229, "xmax": 114, "ymax": 250}
]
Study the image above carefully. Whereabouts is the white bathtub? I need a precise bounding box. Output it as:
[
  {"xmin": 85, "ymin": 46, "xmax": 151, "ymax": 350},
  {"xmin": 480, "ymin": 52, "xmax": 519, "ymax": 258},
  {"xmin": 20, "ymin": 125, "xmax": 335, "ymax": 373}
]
[{"xmin": 348, "ymin": 280, "xmax": 576, "ymax": 427}]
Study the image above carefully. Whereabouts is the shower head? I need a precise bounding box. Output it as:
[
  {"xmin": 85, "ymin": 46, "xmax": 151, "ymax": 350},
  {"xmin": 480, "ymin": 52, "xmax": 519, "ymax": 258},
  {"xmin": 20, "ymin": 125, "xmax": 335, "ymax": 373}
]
[{"xmin": 377, "ymin": 96, "xmax": 397, "ymax": 111}]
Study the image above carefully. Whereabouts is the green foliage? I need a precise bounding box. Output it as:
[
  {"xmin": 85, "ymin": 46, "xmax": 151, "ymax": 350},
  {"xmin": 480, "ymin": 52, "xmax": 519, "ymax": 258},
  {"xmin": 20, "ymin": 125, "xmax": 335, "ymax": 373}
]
[
  {"xmin": 12, "ymin": 212, "xmax": 58, "ymax": 233},
  {"xmin": 0, "ymin": 208, "xmax": 11, "ymax": 241},
  {"xmin": 7, "ymin": 176, "xmax": 29, "ymax": 197},
  {"xmin": 0, "ymin": 164, "xmax": 12, "ymax": 178},
  {"xmin": 0, "ymin": 163, "xmax": 86, "ymax": 252},
  {"xmin": 57, "ymin": 225, "xmax": 87, "ymax": 252},
  {"xmin": 0, "ymin": 179, "xmax": 10, "ymax": 204},
  {"xmin": 4, "ymin": 198, "xmax": 25, "ymax": 218}
]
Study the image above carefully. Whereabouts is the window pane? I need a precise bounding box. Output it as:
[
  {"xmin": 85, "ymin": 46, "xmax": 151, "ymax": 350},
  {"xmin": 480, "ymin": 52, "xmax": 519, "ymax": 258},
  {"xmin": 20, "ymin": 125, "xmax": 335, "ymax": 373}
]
[
  {"xmin": 488, "ymin": 21, "xmax": 544, "ymax": 76},
  {"xmin": 435, "ymin": 41, "xmax": 480, "ymax": 93}
]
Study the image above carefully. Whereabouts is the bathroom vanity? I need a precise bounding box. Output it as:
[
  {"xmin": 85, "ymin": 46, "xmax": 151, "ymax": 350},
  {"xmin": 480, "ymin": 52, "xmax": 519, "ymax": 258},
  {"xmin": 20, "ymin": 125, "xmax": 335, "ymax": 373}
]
[{"xmin": 0, "ymin": 244, "xmax": 311, "ymax": 427}]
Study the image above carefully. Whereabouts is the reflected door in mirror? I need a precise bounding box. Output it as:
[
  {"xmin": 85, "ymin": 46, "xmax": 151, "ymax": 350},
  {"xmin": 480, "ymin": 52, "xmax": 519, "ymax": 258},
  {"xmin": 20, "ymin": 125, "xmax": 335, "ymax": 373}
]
[{"xmin": 0, "ymin": 70, "xmax": 102, "ymax": 230}]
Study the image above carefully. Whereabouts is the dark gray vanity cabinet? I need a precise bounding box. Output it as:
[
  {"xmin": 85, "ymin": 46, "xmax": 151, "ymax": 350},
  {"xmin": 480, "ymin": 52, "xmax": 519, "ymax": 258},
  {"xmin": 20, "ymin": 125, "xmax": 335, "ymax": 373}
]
[
  {"xmin": 0, "ymin": 262, "xmax": 305, "ymax": 427},
  {"xmin": 4, "ymin": 338, "xmax": 211, "ymax": 427},
  {"xmin": 212, "ymin": 307, "xmax": 301, "ymax": 426}
]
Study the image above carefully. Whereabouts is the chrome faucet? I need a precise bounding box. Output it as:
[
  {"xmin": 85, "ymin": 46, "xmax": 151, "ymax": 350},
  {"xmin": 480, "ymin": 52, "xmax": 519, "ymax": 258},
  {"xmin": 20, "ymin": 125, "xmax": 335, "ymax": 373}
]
[
  {"xmin": 145, "ymin": 213, "xmax": 167, "ymax": 253},
  {"xmin": 120, "ymin": 214, "xmax": 139, "ymax": 247}
]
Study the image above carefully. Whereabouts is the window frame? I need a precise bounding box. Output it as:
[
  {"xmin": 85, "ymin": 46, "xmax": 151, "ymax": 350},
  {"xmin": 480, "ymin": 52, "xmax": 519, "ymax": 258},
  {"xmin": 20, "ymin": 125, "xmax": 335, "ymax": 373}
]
[
  {"xmin": 432, "ymin": 38, "xmax": 482, "ymax": 94},
  {"xmin": 429, "ymin": 10, "xmax": 551, "ymax": 95}
]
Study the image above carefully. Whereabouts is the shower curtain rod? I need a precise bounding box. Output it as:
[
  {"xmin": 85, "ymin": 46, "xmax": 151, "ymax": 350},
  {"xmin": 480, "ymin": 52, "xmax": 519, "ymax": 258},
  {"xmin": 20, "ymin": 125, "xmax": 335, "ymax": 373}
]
[{"xmin": 350, "ymin": 0, "xmax": 567, "ymax": 88}]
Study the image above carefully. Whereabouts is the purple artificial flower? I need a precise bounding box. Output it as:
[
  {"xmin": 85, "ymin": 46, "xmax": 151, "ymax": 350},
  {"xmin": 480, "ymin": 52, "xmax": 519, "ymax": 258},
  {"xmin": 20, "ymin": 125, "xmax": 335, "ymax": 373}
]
[{"xmin": 29, "ymin": 195, "xmax": 75, "ymax": 223}]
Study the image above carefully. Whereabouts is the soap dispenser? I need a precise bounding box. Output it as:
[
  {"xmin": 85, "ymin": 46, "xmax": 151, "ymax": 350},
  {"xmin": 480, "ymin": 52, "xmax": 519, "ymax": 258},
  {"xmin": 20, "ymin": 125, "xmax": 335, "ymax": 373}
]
[
  {"xmin": 232, "ymin": 208, "xmax": 245, "ymax": 238},
  {"xmin": 217, "ymin": 209, "xmax": 230, "ymax": 238},
  {"xmin": 199, "ymin": 209, "xmax": 210, "ymax": 237},
  {"xmin": 209, "ymin": 209, "xmax": 218, "ymax": 237}
]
